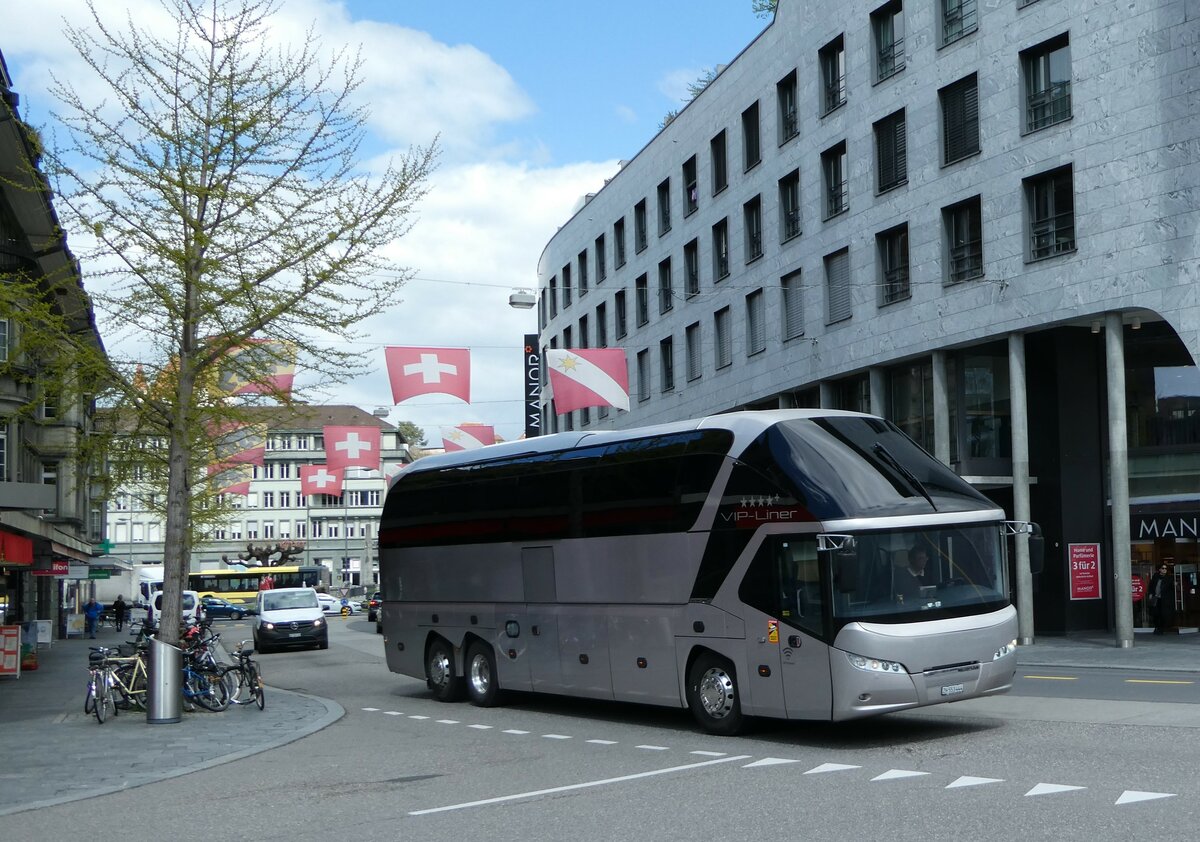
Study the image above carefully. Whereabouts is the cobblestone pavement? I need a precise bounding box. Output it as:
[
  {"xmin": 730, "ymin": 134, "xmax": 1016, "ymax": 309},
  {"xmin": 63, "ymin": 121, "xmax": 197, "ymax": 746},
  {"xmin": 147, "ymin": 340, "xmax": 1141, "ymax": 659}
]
[{"xmin": 0, "ymin": 622, "xmax": 342, "ymax": 817}]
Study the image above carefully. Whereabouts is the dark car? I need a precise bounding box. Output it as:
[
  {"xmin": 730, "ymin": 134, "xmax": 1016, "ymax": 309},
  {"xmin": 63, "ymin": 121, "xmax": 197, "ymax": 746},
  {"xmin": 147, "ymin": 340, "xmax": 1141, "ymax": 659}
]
[
  {"xmin": 366, "ymin": 591, "xmax": 382, "ymax": 622},
  {"xmin": 200, "ymin": 595, "xmax": 248, "ymax": 620}
]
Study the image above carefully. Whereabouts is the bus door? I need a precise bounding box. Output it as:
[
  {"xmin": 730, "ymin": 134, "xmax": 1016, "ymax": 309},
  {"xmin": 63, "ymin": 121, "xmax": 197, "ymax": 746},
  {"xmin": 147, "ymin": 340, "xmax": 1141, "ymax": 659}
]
[
  {"xmin": 743, "ymin": 534, "xmax": 832, "ymax": 720},
  {"xmin": 521, "ymin": 547, "xmax": 562, "ymax": 691}
]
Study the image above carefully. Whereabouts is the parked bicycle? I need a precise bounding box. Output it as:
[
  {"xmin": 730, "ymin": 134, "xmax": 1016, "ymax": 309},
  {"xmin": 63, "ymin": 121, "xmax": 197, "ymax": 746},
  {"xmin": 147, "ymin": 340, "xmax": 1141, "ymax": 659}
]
[
  {"xmin": 181, "ymin": 647, "xmax": 230, "ymax": 712},
  {"xmin": 85, "ymin": 647, "xmax": 116, "ymax": 724},
  {"xmin": 221, "ymin": 640, "xmax": 266, "ymax": 710}
]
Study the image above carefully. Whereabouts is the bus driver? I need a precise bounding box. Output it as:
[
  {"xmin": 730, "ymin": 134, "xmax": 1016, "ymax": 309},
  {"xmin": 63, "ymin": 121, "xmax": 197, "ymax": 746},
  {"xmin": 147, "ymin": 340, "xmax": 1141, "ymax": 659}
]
[{"xmin": 895, "ymin": 547, "xmax": 930, "ymax": 603}]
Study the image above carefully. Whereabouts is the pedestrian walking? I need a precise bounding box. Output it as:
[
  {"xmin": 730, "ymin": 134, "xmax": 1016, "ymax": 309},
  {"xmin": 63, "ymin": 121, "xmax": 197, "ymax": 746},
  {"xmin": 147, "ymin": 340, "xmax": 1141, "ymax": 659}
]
[
  {"xmin": 111, "ymin": 595, "xmax": 128, "ymax": 632},
  {"xmin": 1148, "ymin": 564, "xmax": 1174, "ymax": 635},
  {"xmin": 83, "ymin": 598, "xmax": 104, "ymax": 639}
]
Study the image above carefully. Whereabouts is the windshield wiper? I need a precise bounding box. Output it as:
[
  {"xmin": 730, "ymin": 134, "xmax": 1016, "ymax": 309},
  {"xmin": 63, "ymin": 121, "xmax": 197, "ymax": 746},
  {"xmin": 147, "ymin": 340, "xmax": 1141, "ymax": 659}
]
[{"xmin": 872, "ymin": 443, "xmax": 937, "ymax": 511}]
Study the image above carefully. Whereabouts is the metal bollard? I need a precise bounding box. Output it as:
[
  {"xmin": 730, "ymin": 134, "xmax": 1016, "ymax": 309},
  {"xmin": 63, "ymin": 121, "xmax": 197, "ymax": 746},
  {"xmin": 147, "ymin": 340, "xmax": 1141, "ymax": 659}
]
[{"xmin": 146, "ymin": 636, "xmax": 182, "ymax": 724}]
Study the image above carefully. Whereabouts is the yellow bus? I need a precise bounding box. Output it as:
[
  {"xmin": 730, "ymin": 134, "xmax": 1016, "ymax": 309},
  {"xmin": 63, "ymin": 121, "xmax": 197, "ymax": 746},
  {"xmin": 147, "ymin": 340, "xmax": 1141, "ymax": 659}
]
[{"xmin": 190, "ymin": 565, "xmax": 326, "ymax": 608}]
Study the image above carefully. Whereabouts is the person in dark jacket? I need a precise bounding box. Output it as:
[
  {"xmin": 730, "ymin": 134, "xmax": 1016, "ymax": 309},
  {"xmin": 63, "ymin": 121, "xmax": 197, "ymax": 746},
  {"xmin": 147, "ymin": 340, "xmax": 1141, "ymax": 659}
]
[
  {"xmin": 1148, "ymin": 565, "xmax": 1174, "ymax": 635},
  {"xmin": 111, "ymin": 595, "xmax": 128, "ymax": 632}
]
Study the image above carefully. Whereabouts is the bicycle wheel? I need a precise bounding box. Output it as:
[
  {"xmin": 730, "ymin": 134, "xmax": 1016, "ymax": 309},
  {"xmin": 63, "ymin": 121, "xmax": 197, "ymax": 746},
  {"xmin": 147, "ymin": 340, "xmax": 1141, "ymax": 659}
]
[
  {"xmin": 94, "ymin": 673, "xmax": 110, "ymax": 723},
  {"xmin": 251, "ymin": 664, "xmax": 266, "ymax": 711},
  {"xmin": 84, "ymin": 673, "xmax": 97, "ymax": 714},
  {"xmin": 193, "ymin": 670, "xmax": 230, "ymax": 712},
  {"xmin": 219, "ymin": 665, "xmax": 245, "ymax": 705}
]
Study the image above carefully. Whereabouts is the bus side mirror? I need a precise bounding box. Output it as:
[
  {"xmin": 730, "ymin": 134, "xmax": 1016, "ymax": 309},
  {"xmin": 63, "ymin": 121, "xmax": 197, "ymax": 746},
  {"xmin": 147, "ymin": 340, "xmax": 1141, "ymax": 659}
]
[
  {"xmin": 834, "ymin": 552, "xmax": 859, "ymax": 594},
  {"xmin": 1028, "ymin": 530, "xmax": 1045, "ymax": 576}
]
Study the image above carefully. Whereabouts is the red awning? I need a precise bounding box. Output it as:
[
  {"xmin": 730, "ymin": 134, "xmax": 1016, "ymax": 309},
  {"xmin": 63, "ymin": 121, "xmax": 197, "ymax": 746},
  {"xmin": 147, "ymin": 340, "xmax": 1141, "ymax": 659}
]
[{"xmin": 0, "ymin": 530, "xmax": 34, "ymax": 566}]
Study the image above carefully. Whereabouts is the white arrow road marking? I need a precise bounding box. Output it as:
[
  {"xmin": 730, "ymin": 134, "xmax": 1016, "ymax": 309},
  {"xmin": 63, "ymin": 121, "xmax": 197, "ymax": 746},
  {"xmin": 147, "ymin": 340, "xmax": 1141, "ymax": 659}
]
[
  {"xmin": 1026, "ymin": 783, "xmax": 1086, "ymax": 797},
  {"xmin": 946, "ymin": 776, "xmax": 1005, "ymax": 789},
  {"xmin": 409, "ymin": 755, "xmax": 753, "ymax": 815},
  {"xmin": 744, "ymin": 758, "xmax": 802, "ymax": 768},
  {"xmin": 872, "ymin": 770, "xmax": 931, "ymax": 781},
  {"xmin": 1116, "ymin": 791, "xmax": 1176, "ymax": 805},
  {"xmin": 805, "ymin": 763, "xmax": 862, "ymax": 775}
]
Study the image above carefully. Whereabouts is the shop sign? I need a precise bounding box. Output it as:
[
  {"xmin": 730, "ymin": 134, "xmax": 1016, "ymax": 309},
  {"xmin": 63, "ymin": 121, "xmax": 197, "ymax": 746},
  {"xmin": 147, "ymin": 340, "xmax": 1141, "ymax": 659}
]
[
  {"xmin": 32, "ymin": 560, "xmax": 70, "ymax": 577},
  {"xmin": 88, "ymin": 569, "xmax": 111, "ymax": 580},
  {"xmin": 1131, "ymin": 575, "xmax": 1146, "ymax": 603},
  {"xmin": 67, "ymin": 564, "xmax": 90, "ymax": 579},
  {"xmin": 1134, "ymin": 513, "xmax": 1200, "ymax": 540},
  {"xmin": 1068, "ymin": 543, "xmax": 1102, "ymax": 600},
  {"xmin": 0, "ymin": 625, "xmax": 20, "ymax": 676}
]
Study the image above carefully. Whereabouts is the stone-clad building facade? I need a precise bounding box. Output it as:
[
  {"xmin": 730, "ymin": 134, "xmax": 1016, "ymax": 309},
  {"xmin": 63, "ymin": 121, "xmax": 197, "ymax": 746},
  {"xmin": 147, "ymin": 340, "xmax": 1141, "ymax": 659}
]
[{"xmin": 536, "ymin": 0, "xmax": 1200, "ymax": 635}]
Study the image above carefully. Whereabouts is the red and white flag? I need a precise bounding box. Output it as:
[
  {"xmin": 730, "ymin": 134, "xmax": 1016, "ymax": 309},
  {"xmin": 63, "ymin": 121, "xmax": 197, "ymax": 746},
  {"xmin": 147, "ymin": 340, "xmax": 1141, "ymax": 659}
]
[
  {"xmin": 385, "ymin": 346, "xmax": 471, "ymax": 404},
  {"xmin": 300, "ymin": 464, "xmax": 344, "ymax": 496},
  {"xmin": 208, "ymin": 461, "xmax": 253, "ymax": 497},
  {"xmin": 218, "ymin": 339, "xmax": 297, "ymax": 397},
  {"xmin": 441, "ymin": 424, "xmax": 496, "ymax": 452},
  {"xmin": 545, "ymin": 348, "xmax": 630, "ymax": 413},
  {"xmin": 208, "ymin": 421, "xmax": 267, "ymax": 466},
  {"xmin": 323, "ymin": 426, "xmax": 381, "ymax": 471}
]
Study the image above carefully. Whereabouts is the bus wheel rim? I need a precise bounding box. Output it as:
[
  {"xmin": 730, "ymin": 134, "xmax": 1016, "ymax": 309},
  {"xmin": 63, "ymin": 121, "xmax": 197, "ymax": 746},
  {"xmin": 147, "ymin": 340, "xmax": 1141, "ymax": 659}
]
[
  {"xmin": 698, "ymin": 668, "xmax": 735, "ymax": 719},
  {"xmin": 469, "ymin": 655, "xmax": 490, "ymax": 695},
  {"xmin": 430, "ymin": 652, "xmax": 451, "ymax": 688}
]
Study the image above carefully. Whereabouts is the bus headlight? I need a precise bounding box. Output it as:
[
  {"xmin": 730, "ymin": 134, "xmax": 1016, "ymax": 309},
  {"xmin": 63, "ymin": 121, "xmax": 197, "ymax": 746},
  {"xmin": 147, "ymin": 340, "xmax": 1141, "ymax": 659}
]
[
  {"xmin": 846, "ymin": 652, "xmax": 906, "ymax": 674},
  {"xmin": 992, "ymin": 639, "xmax": 1018, "ymax": 660}
]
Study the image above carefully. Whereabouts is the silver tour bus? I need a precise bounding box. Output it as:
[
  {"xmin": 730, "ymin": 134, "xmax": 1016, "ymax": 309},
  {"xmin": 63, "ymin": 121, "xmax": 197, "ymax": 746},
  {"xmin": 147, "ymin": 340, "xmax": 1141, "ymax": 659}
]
[{"xmin": 378, "ymin": 410, "xmax": 1037, "ymax": 735}]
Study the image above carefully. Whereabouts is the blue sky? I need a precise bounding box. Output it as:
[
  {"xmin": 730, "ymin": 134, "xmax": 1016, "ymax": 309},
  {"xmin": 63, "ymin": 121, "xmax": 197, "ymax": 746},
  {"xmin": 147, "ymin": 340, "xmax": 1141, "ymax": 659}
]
[{"xmin": 3, "ymin": 0, "xmax": 770, "ymax": 444}]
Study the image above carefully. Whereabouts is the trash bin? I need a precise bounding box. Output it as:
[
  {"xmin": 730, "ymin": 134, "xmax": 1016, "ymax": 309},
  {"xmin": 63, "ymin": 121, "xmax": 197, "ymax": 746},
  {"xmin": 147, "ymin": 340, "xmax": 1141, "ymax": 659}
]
[{"xmin": 146, "ymin": 636, "xmax": 182, "ymax": 724}]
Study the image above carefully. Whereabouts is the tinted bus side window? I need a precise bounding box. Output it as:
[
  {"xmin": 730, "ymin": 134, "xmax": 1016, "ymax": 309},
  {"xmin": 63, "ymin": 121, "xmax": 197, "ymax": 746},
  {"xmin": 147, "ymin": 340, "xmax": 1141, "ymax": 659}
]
[{"xmin": 739, "ymin": 535, "xmax": 825, "ymax": 639}]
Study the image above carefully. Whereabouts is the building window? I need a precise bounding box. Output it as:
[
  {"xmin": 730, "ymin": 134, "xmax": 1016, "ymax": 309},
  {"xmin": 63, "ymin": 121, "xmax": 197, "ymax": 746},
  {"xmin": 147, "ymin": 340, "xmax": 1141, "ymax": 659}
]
[
  {"xmin": 944, "ymin": 195, "xmax": 983, "ymax": 283},
  {"xmin": 634, "ymin": 200, "xmax": 648, "ymax": 252},
  {"xmin": 684, "ymin": 239, "xmax": 700, "ymax": 298},
  {"xmin": 614, "ymin": 218, "xmax": 626, "ymax": 267},
  {"xmin": 712, "ymin": 218, "xmax": 730, "ymax": 281},
  {"xmin": 262, "ymin": 491, "xmax": 275, "ymax": 509},
  {"xmin": 578, "ymin": 250, "xmax": 589, "ymax": 296},
  {"xmin": 578, "ymin": 314, "xmax": 589, "ymax": 351},
  {"xmin": 714, "ymin": 307, "xmax": 732, "ymax": 369},
  {"xmin": 615, "ymin": 289, "xmax": 628, "ymax": 338},
  {"xmin": 660, "ymin": 337, "xmax": 675, "ymax": 393},
  {"xmin": 42, "ymin": 389, "xmax": 60, "ymax": 420},
  {"xmin": 658, "ymin": 258, "xmax": 674, "ymax": 314},
  {"xmin": 711, "ymin": 130, "xmax": 728, "ymax": 195},
  {"xmin": 746, "ymin": 289, "xmax": 766, "ymax": 356},
  {"xmin": 742, "ymin": 101, "xmax": 761, "ymax": 171},
  {"xmin": 637, "ymin": 349, "xmax": 651, "ymax": 401},
  {"xmin": 683, "ymin": 156, "xmax": 698, "ymax": 216},
  {"xmin": 820, "ymin": 35, "xmax": 846, "ymax": 115},
  {"xmin": 872, "ymin": 1, "xmax": 905, "ymax": 83},
  {"xmin": 781, "ymin": 269, "xmax": 804, "ymax": 340},
  {"xmin": 875, "ymin": 109, "xmax": 907, "ymax": 193},
  {"xmin": 825, "ymin": 248, "xmax": 852, "ymax": 324},
  {"xmin": 940, "ymin": 74, "xmax": 979, "ymax": 165},
  {"xmin": 686, "ymin": 322, "xmax": 702, "ymax": 381},
  {"xmin": 877, "ymin": 224, "xmax": 910, "ymax": 305},
  {"xmin": 822, "ymin": 141, "xmax": 848, "ymax": 219},
  {"xmin": 635, "ymin": 274, "xmax": 649, "ymax": 326},
  {"xmin": 0, "ymin": 420, "xmax": 6, "ymax": 481},
  {"xmin": 595, "ymin": 234, "xmax": 606, "ymax": 282},
  {"xmin": 562, "ymin": 325, "xmax": 572, "ymax": 350},
  {"xmin": 562, "ymin": 264, "xmax": 572, "ymax": 307},
  {"xmin": 657, "ymin": 178, "xmax": 671, "ymax": 235},
  {"xmin": 779, "ymin": 169, "xmax": 801, "ymax": 242},
  {"xmin": 1023, "ymin": 34, "xmax": 1071, "ymax": 133},
  {"xmin": 549, "ymin": 276, "xmax": 557, "ymax": 317},
  {"xmin": 777, "ymin": 70, "xmax": 798, "ymax": 143},
  {"xmin": 743, "ymin": 196, "xmax": 763, "ymax": 263},
  {"xmin": 0, "ymin": 319, "xmax": 8, "ymax": 362},
  {"xmin": 1025, "ymin": 166, "xmax": 1076, "ymax": 260},
  {"xmin": 596, "ymin": 302, "xmax": 608, "ymax": 347},
  {"xmin": 941, "ymin": 0, "xmax": 977, "ymax": 46}
]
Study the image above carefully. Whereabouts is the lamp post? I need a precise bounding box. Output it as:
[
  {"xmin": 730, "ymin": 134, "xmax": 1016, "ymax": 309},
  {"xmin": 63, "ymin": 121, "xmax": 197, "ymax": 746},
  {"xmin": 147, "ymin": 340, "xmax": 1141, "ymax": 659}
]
[{"xmin": 509, "ymin": 289, "xmax": 541, "ymax": 439}]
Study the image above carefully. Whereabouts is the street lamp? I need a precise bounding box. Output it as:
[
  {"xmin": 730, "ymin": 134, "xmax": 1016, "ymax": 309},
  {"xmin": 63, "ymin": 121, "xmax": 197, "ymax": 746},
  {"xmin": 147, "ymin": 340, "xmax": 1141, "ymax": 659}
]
[{"xmin": 510, "ymin": 289, "xmax": 541, "ymax": 438}]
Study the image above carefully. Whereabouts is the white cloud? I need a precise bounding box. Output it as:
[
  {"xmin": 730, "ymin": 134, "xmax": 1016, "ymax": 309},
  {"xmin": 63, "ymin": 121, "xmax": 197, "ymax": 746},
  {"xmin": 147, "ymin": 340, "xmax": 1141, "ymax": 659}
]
[{"xmin": 657, "ymin": 67, "xmax": 706, "ymax": 105}]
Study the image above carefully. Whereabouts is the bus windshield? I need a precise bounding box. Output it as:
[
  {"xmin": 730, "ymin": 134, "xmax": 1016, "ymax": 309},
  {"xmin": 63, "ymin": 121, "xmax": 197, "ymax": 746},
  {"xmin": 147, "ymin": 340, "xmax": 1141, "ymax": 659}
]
[{"xmin": 827, "ymin": 524, "xmax": 1008, "ymax": 622}]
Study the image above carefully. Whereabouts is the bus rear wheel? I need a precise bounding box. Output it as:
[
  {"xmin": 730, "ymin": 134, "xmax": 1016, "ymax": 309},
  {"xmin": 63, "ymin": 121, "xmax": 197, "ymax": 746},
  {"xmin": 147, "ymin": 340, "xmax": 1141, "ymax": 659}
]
[
  {"xmin": 427, "ymin": 639, "xmax": 464, "ymax": 702},
  {"xmin": 688, "ymin": 653, "xmax": 744, "ymax": 736},
  {"xmin": 465, "ymin": 642, "xmax": 500, "ymax": 707}
]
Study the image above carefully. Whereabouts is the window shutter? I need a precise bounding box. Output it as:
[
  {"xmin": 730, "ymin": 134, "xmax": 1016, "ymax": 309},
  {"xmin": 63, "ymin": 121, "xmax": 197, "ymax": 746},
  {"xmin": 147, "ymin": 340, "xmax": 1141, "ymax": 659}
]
[
  {"xmin": 826, "ymin": 251, "xmax": 851, "ymax": 323},
  {"xmin": 783, "ymin": 273, "xmax": 804, "ymax": 339}
]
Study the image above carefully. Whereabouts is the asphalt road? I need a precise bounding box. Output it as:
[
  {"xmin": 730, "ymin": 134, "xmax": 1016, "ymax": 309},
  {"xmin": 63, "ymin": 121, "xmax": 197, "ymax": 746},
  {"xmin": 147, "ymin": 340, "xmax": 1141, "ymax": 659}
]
[{"xmin": 7, "ymin": 618, "xmax": 1200, "ymax": 842}]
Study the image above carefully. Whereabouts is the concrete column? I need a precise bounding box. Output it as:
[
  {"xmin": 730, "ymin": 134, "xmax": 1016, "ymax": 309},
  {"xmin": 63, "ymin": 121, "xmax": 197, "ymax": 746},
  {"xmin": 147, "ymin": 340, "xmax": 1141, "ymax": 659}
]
[
  {"xmin": 932, "ymin": 350, "xmax": 951, "ymax": 465},
  {"xmin": 819, "ymin": 382, "xmax": 836, "ymax": 409},
  {"xmin": 1106, "ymin": 312, "xmax": 1134, "ymax": 648},
  {"xmin": 869, "ymin": 368, "xmax": 886, "ymax": 417},
  {"xmin": 1008, "ymin": 334, "xmax": 1034, "ymax": 645}
]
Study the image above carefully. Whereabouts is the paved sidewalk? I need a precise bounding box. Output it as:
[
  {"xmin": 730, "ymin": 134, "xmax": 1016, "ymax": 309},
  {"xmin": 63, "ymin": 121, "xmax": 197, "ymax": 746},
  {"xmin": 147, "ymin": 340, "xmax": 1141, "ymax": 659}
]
[
  {"xmin": 0, "ymin": 622, "xmax": 343, "ymax": 817},
  {"xmin": 1016, "ymin": 629, "xmax": 1200, "ymax": 672}
]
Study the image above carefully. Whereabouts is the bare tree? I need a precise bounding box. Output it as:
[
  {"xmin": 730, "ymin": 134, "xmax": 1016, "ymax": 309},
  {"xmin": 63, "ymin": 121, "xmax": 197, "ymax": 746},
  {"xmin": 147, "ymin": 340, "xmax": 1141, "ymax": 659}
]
[{"xmin": 43, "ymin": 0, "xmax": 438, "ymax": 648}]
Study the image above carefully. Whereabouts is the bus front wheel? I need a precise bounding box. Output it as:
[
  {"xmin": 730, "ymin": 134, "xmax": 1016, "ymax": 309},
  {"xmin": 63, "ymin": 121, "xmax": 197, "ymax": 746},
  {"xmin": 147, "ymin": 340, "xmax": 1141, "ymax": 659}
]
[
  {"xmin": 427, "ymin": 639, "xmax": 464, "ymax": 702},
  {"xmin": 687, "ymin": 653, "xmax": 744, "ymax": 736},
  {"xmin": 465, "ymin": 642, "xmax": 500, "ymax": 707}
]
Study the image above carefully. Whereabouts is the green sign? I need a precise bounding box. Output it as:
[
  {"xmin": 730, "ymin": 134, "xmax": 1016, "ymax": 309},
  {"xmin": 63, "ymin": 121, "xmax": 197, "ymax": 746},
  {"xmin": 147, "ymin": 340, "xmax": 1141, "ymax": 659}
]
[
  {"xmin": 88, "ymin": 569, "xmax": 111, "ymax": 579},
  {"xmin": 96, "ymin": 539, "xmax": 116, "ymax": 554}
]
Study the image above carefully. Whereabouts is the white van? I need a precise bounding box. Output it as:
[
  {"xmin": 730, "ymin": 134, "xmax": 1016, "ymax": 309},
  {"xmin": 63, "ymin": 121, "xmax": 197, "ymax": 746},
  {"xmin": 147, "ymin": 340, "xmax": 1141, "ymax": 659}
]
[
  {"xmin": 253, "ymin": 587, "xmax": 327, "ymax": 653},
  {"xmin": 148, "ymin": 590, "xmax": 201, "ymax": 627}
]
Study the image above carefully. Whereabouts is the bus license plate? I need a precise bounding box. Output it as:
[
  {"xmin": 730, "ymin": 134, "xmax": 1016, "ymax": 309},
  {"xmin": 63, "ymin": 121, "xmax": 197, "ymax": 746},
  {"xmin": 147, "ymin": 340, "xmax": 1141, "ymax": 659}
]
[{"xmin": 940, "ymin": 683, "xmax": 964, "ymax": 697}]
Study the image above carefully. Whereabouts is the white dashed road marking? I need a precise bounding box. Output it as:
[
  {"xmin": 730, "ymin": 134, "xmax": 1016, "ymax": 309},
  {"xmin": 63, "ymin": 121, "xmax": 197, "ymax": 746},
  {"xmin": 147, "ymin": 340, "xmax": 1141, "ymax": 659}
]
[
  {"xmin": 587, "ymin": 739, "xmax": 618, "ymax": 745},
  {"xmin": 805, "ymin": 763, "xmax": 862, "ymax": 774},
  {"xmin": 503, "ymin": 729, "xmax": 529, "ymax": 735},
  {"xmin": 744, "ymin": 757, "xmax": 800, "ymax": 768},
  {"xmin": 873, "ymin": 769, "xmax": 931, "ymax": 781},
  {"xmin": 1116, "ymin": 791, "xmax": 1175, "ymax": 805},
  {"xmin": 946, "ymin": 776, "xmax": 1004, "ymax": 789},
  {"xmin": 1026, "ymin": 783, "xmax": 1086, "ymax": 797},
  {"xmin": 468, "ymin": 724, "xmax": 492, "ymax": 730},
  {"xmin": 636, "ymin": 745, "xmax": 669, "ymax": 751},
  {"xmin": 542, "ymin": 734, "xmax": 572, "ymax": 740},
  {"xmin": 690, "ymin": 751, "xmax": 726, "ymax": 757}
]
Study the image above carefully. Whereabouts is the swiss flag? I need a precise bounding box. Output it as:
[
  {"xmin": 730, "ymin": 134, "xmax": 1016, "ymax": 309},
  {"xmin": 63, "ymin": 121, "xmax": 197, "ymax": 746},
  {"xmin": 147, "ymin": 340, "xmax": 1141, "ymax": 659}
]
[
  {"xmin": 545, "ymin": 348, "xmax": 630, "ymax": 413},
  {"xmin": 300, "ymin": 464, "xmax": 344, "ymax": 497},
  {"xmin": 323, "ymin": 426, "xmax": 381, "ymax": 471},
  {"xmin": 441, "ymin": 424, "xmax": 495, "ymax": 452},
  {"xmin": 385, "ymin": 346, "xmax": 471, "ymax": 403}
]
